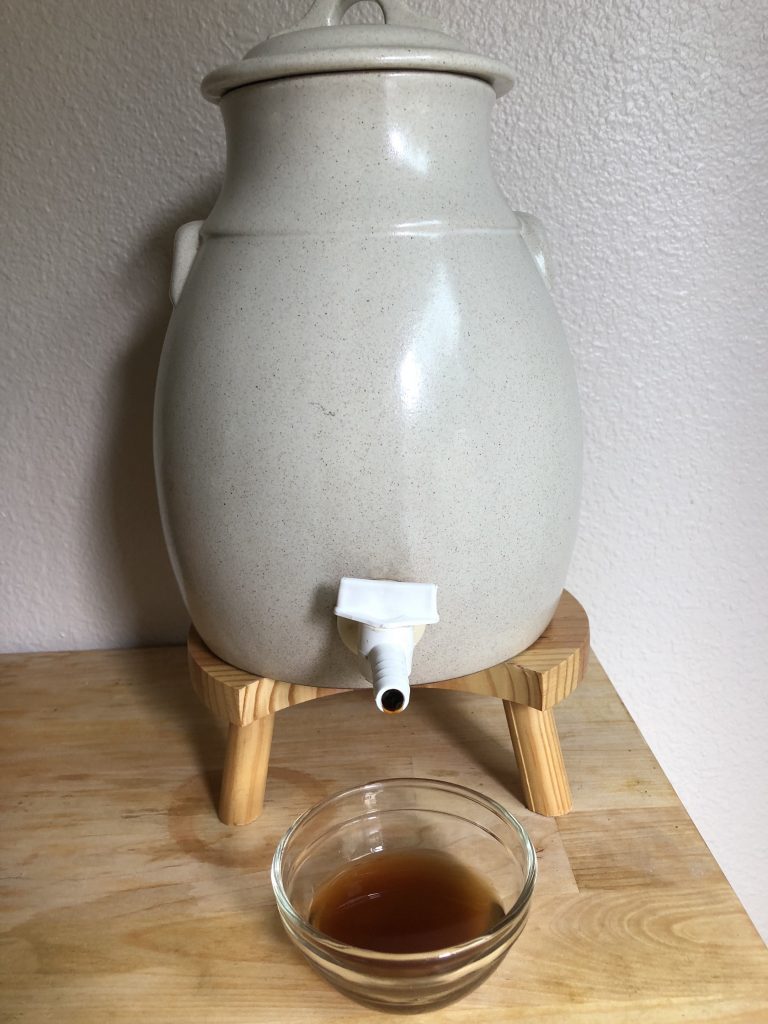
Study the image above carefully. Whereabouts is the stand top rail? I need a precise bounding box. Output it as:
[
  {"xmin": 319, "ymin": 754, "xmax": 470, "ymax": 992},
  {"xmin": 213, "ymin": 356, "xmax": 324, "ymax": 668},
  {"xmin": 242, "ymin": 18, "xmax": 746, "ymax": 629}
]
[{"xmin": 189, "ymin": 590, "xmax": 589, "ymax": 725}]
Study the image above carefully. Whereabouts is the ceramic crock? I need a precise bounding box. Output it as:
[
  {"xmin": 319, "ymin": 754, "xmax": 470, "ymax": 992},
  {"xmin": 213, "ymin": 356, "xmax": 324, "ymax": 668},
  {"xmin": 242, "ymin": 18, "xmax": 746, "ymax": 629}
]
[{"xmin": 154, "ymin": 0, "xmax": 582, "ymax": 688}]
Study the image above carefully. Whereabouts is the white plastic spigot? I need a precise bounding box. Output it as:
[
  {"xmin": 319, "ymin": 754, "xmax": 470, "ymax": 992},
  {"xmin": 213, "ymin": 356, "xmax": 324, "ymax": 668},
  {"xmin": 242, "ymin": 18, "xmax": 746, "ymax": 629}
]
[{"xmin": 334, "ymin": 578, "xmax": 439, "ymax": 713}]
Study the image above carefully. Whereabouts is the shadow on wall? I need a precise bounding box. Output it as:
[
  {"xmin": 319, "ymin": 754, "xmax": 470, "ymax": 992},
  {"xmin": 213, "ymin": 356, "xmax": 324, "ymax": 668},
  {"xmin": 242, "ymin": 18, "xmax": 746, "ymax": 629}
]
[{"xmin": 100, "ymin": 184, "xmax": 220, "ymax": 646}]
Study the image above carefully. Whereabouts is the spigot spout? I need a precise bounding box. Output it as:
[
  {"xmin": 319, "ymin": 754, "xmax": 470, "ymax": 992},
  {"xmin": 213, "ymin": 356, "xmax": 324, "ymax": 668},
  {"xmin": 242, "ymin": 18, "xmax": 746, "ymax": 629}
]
[
  {"xmin": 368, "ymin": 643, "xmax": 410, "ymax": 713},
  {"xmin": 358, "ymin": 621, "xmax": 416, "ymax": 714}
]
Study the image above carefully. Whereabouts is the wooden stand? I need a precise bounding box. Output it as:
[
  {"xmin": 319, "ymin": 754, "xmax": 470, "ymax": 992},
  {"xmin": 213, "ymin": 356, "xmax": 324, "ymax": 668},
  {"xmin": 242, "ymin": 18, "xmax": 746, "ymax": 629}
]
[{"xmin": 188, "ymin": 590, "xmax": 589, "ymax": 825}]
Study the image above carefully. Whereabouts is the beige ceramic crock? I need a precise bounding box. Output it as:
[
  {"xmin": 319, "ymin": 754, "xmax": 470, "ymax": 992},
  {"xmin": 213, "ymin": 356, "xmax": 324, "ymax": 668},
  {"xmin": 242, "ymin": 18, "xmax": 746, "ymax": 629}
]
[{"xmin": 154, "ymin": 0, "xmax": 582, "ymax": 688}]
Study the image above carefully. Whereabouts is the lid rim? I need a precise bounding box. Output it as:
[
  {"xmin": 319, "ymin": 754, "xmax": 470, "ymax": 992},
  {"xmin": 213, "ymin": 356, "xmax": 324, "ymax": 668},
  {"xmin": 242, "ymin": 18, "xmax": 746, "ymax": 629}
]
[{"xmin": 202, "ymin": 49, "xmax": 514, "ymax": 103}]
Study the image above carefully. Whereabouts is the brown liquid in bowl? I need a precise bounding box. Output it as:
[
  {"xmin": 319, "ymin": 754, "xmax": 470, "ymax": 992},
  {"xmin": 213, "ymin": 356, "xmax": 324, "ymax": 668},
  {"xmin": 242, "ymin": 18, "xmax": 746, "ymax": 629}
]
[{"xmin": 308, "ymin": 848, "xmax": 504, "ymax": 954}]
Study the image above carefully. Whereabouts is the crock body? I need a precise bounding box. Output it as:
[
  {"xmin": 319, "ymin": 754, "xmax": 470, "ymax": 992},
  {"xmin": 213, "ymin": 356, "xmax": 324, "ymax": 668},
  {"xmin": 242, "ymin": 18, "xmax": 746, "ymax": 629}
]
[{"xmin": 154, "ymin": 70, "xmax": 581, "ymax": 686}]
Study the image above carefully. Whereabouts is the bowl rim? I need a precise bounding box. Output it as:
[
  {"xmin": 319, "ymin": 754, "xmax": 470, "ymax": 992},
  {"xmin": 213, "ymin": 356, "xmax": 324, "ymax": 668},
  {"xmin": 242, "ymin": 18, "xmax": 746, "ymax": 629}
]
[{"xmin": 270, "ymin": 776, "xmax": 538, "ymax": 961}]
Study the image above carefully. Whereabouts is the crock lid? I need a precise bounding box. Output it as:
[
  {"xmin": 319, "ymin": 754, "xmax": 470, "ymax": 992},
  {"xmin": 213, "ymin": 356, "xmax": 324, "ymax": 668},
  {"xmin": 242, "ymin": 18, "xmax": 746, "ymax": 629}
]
[{"xmin": 201, "ymin": 0, "xmax": 514, "ymax": 102}]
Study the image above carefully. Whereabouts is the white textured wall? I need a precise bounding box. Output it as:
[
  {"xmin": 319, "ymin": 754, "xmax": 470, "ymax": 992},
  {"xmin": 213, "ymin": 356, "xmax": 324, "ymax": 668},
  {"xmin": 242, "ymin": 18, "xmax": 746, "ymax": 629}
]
[{"xmin": 2, "ymin": 0, "xmax": 766, "ymax": 940}]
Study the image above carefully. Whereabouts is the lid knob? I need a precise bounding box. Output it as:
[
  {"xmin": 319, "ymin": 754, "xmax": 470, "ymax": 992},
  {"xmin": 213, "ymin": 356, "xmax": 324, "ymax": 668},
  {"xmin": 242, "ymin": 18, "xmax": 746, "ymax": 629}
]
[{"xmin": 292, "ymin": 0, "xmax": 441, "ymax": 31}]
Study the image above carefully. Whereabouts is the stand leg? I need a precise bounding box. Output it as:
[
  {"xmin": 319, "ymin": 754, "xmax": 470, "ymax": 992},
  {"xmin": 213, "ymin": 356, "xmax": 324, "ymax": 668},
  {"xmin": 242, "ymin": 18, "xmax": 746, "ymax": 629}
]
[
  {"xmin": 219, "ymin": 715, "xmax": 275, "ymax": 826},
  {"xmin": 503, "ymin": 701, "xmax": 572, "ymax": 816}
]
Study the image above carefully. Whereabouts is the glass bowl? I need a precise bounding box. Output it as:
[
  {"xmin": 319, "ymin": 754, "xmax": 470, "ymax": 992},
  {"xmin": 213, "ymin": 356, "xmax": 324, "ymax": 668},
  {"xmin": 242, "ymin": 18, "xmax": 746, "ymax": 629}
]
[{"xmin": 271, "ymin": 778, "xmax": 537, "ymax": 1014}]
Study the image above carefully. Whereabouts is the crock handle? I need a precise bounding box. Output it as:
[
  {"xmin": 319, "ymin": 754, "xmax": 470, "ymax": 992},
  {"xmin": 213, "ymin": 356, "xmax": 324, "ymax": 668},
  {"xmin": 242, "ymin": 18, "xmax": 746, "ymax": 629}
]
[
  {"xmin": 516, "ymin": 212, "xmax": 552, "ymax": 288},
  {"xmin": 295, "ymin": 0, "xmax": 441, "ymax": 31},
  {"xmin": 170, "ymin": 220, "xmax": 204, "ymax": 306}
]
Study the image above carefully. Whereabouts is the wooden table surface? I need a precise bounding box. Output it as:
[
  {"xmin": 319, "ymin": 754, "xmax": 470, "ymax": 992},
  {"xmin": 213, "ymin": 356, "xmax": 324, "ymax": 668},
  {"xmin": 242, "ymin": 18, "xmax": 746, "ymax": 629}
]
[{"xmin": 1, "ymin": 646, "xmax": 765, "ymax": 1023}]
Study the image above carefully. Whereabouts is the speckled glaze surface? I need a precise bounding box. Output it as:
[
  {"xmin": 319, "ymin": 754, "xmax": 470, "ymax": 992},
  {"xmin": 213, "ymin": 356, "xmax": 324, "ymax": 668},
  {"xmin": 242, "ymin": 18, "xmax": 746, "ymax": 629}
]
[{"xmin": 154, "ymin": 7, "xmax": 581, "ymax": 688}]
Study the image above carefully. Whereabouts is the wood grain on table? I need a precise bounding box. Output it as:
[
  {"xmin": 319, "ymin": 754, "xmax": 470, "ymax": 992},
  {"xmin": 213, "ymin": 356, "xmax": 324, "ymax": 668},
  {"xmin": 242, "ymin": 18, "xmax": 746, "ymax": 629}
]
[{"xmin": 1, "ymin": 647, "xmax": 766, "ymax": 1023}]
